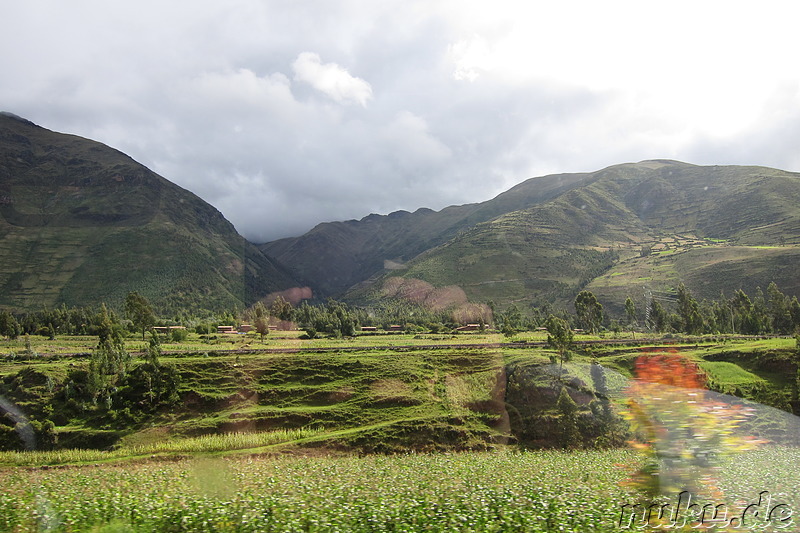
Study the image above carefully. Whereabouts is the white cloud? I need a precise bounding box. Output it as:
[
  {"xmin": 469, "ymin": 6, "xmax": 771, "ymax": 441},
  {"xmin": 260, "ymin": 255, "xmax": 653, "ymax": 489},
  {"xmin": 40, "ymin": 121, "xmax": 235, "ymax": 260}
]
[
  {"xmin": 449, "ymin": 35, "xmax": 493, "ymax": 82},
  {"xmin": 1, "ymin": 1, "xmax": 799, "ymax": 242},
  {"xmin": 292, "ymin": 52, "xmax": 373, "ymax": 107},
  {"xmin": 189, "ymin": 69, "xmax": 294, "ymax": 108}
]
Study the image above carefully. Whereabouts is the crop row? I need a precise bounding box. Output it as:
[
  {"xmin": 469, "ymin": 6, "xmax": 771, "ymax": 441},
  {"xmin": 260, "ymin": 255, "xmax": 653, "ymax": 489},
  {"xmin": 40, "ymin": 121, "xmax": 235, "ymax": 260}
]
[
  {"xmin": 0, "ymin": 428, "xmax": 322, "ymax": 467},
  {"xmin": 1, "ymin": 447, "xmax": 798, "ymax": 532}
]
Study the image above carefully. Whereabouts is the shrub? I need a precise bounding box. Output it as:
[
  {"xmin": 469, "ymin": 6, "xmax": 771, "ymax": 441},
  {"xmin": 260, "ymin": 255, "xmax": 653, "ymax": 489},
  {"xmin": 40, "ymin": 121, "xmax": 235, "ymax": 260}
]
[{"xmin": 170, "ymin": 328, "xmax": 189, "ymax": 342}]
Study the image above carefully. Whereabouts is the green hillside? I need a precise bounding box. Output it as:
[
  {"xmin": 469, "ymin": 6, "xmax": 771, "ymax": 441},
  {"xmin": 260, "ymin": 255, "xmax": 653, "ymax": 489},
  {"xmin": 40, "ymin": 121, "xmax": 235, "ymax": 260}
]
[
  {"xmin": 1, "ymin": 332, "xmax": 796, "ymax": 456},
  {"xmin": 4, "ymin": 111, "xmax": 798, "ymax": 321},
  {"xmin": 259, "ymin": 170, "xmax": 592, "ymax": 297},
  {"xmin": 0, "ymin": 113, "xmax": 298, "ymax": 313},
  {"xmin": 352, "ymin": 161, "xmax": 800, "ymax": 313},
  {"xmin": 587, "ymin": 244, "xmax": 800, "ymax": 316}
]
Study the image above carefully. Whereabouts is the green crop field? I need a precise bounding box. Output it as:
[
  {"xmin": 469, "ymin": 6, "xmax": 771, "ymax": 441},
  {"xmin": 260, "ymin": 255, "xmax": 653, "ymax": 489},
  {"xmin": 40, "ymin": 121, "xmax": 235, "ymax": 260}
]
[
  {"xmin": 1, "ymin": 330, "xmax": 798, "ymax": 531},
  {"xmin": 1, "ymin": 447, "xmax": 798, "ymax": 532},
  {"xmin": 1, "ymin": 332, "xmax": 796, "ymax": 451}
]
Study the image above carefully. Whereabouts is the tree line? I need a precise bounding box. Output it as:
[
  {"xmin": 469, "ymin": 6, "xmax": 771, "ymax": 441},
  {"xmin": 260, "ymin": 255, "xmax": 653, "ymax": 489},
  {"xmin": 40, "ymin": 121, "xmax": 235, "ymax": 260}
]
[
  {"xmin": 0, "ymin": 295, "xmax": 484, "ymax": 341},
  {"xmin": 0, "ymin": 302, "xmax": 180, "ymax": 451},
  {"xmin": 643, "ymin": 282, "xmax": 800, "ymax": 335},
  {"xmin": 1, "ymin": 282, "xmax": 799, "ymax": 343},
  {"xmin": 497, "ymin": 282, "xmax": 800, "ymax": 337}
]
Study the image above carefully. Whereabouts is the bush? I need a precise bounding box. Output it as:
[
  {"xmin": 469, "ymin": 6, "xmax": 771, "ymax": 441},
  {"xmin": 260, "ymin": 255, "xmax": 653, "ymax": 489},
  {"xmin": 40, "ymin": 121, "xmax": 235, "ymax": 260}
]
[
  {"xmin": 115, "ymin": 362, "xmax": 181, "ymax": 411},
  {"xmin": 170, "ymin": 328, "xmax": 189, "ymax": 342},
  {"xmin": 427, "ymin": 322, "xmax": 445, "ymax": 333}
]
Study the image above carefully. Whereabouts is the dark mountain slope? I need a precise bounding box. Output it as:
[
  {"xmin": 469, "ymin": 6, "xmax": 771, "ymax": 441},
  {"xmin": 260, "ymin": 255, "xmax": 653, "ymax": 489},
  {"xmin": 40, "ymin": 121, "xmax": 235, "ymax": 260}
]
[
  {"xmin": 0, "ymin": 112, "xmax": 297, "ymax": 313},
  {"xmin": 259, "ymin": 170, "xmax": 591, "ymax": 296}
]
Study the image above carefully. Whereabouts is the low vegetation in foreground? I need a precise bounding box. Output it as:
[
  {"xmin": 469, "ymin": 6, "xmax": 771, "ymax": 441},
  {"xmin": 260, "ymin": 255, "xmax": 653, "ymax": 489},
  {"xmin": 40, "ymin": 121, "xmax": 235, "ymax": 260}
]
[
  {"xmin": 2, "ymin": 447, "xmax": 799, "ymax": 532},
  {"xmin": 1, "ymin": 288, "xmax": 799, "ymax": 531},
  {"xmin": 1, "ymin": 328, "xmax": 797, "ymax": 456}
]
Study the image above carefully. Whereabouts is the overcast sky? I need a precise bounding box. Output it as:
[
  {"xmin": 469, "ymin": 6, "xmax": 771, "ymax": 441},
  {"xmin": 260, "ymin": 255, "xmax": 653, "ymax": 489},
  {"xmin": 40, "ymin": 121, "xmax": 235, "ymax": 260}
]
[{"xmin": 2, "ymin": 1, "xmax": 799, "ymax": 242}]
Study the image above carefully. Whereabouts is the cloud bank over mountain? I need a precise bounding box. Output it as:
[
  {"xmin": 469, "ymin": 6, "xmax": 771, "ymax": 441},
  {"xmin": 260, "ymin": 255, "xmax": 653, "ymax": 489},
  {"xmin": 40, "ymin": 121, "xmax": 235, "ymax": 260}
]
[{"xmin": 2, "ymin": 1, "xmax": 799, "ymax": 241}]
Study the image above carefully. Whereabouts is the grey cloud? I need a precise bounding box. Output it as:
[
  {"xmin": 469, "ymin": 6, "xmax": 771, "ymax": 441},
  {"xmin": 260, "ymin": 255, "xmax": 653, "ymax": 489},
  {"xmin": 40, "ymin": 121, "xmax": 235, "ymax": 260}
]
[
  {"xmin": 1, "ymin": 2, "xmax": 799, "ymax": 243},
  {"xmin": 682, "ymin": 84, "xmax": 800, "ymax": 172}
]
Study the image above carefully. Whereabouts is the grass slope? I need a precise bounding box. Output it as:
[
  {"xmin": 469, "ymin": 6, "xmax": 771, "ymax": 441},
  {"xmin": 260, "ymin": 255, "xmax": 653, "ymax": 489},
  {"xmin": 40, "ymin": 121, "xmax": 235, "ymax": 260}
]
[
  {"xmin": 260, "ymin": 171, "xmax": 593, "ymax": 297},
  {"xmin": 357, "ymin": 161, "xmax": 800, "ymax": 312},
  {"xmin": 587, "ymin": 244, "xmax": 800, "ymax": 316},
  {"xmin": 0, "ymin": 332, "xmax": 516, "ymax": 454},
  {"xmin": 0, "ymin": 332, "xmax": 796, "ymax": 458},
  {"xmin": 0, "ymin": 113, "xmax": 297, "ymax": 313}
]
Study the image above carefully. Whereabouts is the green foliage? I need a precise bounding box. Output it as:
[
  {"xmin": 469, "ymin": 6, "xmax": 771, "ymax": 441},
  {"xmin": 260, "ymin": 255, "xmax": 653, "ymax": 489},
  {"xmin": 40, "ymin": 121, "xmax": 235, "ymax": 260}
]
[
  {"xmin": 676, "ymin": 283, "xmax": 704, "ymax": 334},
  {"xmin": 683, "ymin": 280, "xmax": 799, "ymax": 336},
  {"xmin": 0, "ymin": 417, "xmax": 57, "ymax": 452},
  {"xmin": 497, "ymin": 303, "xmax": 525, "ymax": 337},
  {"xmin": 116, "ymin": 360, "xmax": 180, "ymax": 411},
  {"xmin": 269, "ymin": 295, "xmax": 294, "ymax": 321},
  {"xmin": 253, "ymin": 315, "xmax": 269, "ymax": 342},
  {"xmin": 21, "ymin": 335, "xmax": 36, "ymax": 358},
  {"xmin": 248, "ymin": 300, "xmax": 270, "ymax": 342},
  {"xmin": 647, "ymin": 299, "xmax": 668, "ymax": 332},
  {"xmin": 767, "ymin": 281, "xmax": 796, "ymax": 334},
  {"xmin": 0, "ymin": 311, "xmax": 21, "ymax": 339},
  {"xmin": 545, "ymin": 314, "xmax": 573, "ymax": 371},
  {"xmin": 128, "ymin": 334, "xmax": 180, "ymax": 409},
  {"xmin": 169, "ymin": 327, "xmax": 188, "ymax": 343},
  {"xmin": 556, "ymin": 387, "xmax": 580, "ymax": 448},
  {"xmin": 88, "ymin": 305, "xmax": 130, "ymax": 407},
  {"xmin": 295, "ymin": 299, "xmax": 359, "ymax": 337},
  {"xmin": 124, "ymin": 291, "xmax": 156, "ymax": 340},
  {"xmin": 624, "ymin": 297, "xmax": 636, "ymax": 326},
  {"xmin": 574, "ymin": 290, "xmax": 603, "ymax": 333}
]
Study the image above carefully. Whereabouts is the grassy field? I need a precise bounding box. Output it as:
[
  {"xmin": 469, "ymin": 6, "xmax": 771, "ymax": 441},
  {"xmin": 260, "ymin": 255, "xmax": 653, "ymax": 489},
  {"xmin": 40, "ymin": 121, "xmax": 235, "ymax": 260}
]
[
  {"xmin": 1, "ymin": 448, "xmax": 798, "ymax": 532},
  {"xmin": 1, "ymin": 331, "xmax": 520, "ymax": 454},
  {"xmin": 1, "ymin": 331, "xmax": 796, "ymax": 454},
  {"xmin": 0, "ymin": 428, "xmax": 325, "ymax": 467},
  {"xmin": 0, "ymin": 331, "xmax": 799, "ymax": 531},
  {"xmin": 0, "ymin": 330, "xmax": 520, "ymax": 358}
]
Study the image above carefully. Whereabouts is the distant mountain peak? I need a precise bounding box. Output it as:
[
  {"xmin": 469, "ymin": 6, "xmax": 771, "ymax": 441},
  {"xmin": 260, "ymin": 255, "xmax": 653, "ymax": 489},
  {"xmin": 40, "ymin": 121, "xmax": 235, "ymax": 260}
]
[
  {"xmin": 262, "ymin": 161, "xmax": 800, "ymax": 311},
  {"xmin": 0, "ymin": 112, "xmax": 36, "ymax": 126},
  {"xmin": 0, "ymin": 114, "xmax": 299, "ymax": 312}
]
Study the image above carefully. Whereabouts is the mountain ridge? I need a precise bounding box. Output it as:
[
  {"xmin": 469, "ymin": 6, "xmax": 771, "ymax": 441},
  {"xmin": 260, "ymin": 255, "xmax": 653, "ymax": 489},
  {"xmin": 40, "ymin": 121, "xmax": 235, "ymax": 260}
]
[
  {"xmin": 262, "ymin": 159, "xmax": 800, "ymax": 315},
  {"xmin": 258, "ymin": 167, "xmax": 594, "ymax": 297},
  {"xmin": 0, "ymin": 113, "xmax": 299, "ymax": 313},
  {"xmin": 3, "ymin": 113, "xmax": 798, "ymax": 317}
]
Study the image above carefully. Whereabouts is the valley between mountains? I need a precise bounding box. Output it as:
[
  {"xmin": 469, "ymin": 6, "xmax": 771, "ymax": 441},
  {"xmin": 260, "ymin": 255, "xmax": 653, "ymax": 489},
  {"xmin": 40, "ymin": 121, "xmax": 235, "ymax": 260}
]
[
  {"xmin": 3, "ymin": 112, "xmax": 799, "ymax": 317},
  {"xmin": 1, "ymin": 112, "xmax": 799, "ymax": 458}
]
